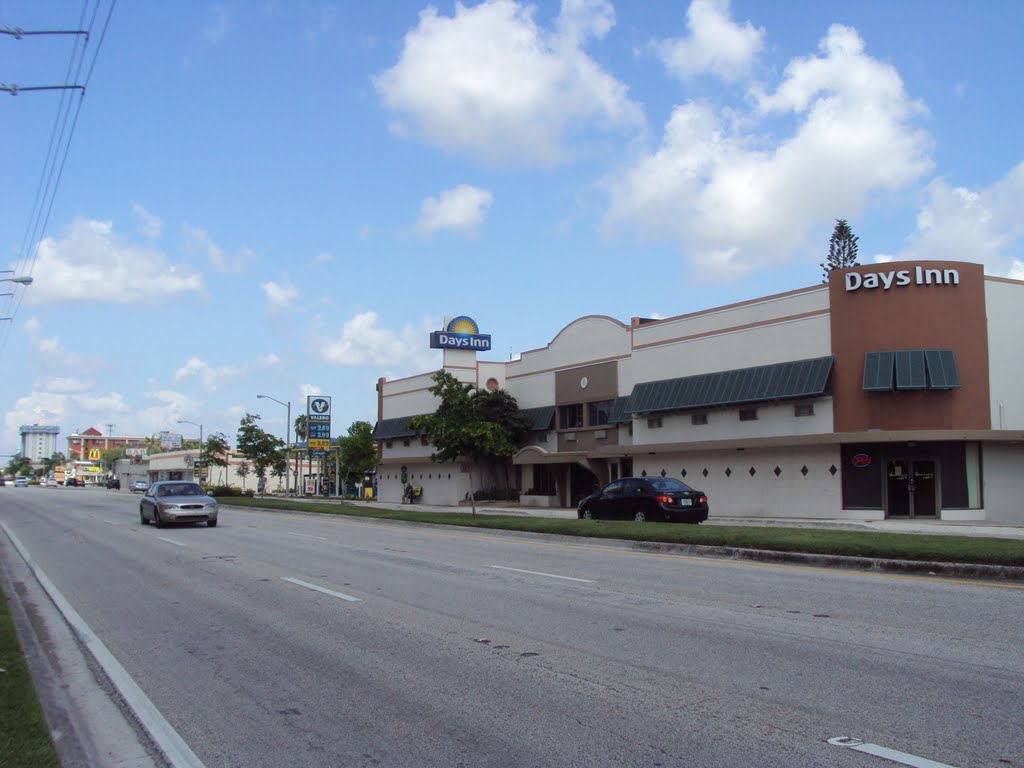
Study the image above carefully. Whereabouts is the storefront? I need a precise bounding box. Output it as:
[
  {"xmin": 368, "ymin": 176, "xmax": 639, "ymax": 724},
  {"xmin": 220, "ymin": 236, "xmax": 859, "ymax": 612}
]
[{"xmin": 375, "ymin": 261, "xmax": 1024, "ymax": 523}]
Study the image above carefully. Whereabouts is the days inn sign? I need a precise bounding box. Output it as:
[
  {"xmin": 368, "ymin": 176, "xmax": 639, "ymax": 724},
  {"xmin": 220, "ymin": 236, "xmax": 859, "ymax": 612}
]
[
  {"xmin": 845, "ymin": 266, "xmax": 960, "ymax": 292},
  {"xmin": 430, "ymin": 315, "xmax": 491, "ymax": 351}
]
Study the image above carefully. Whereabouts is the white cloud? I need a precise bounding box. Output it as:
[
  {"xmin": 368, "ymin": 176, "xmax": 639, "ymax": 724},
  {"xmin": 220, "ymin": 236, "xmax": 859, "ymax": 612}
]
[
  {"xmin": 603, "ymin": 23, "xmax": 932, "ymax": 278},
  {"xmin": 183, "ymin": 225, "xmax": 255, "ymax": 274},
  {"xmin": 173, "ymin": 354, "xmax": 278, "ymax": 393},
  {"xmin": 893, "ymin": 162, "xmax": 1024, "ymax": 277},
  {"xmin": 313, "ymin": 311, "xmax": 441, "ymax": 369},
  {"xmin": 26, "ymin": 218, "xmax": 203, "ymax": 304},
  {"xmin": 300, "ymin": 384, "xmax": 322, "ymax": 397},
  {"xmin": 654, "ymin": 0, "xmax": 764, "ymax": 82},
  {"xmin": 374, "ymin": 0, "xmax": 642, "ymax": 166},
  {"xmin": 132, "ymin": 203, "xmax": 163, "ymax": 239},
  {"xmin": 312, "ymin": 252, "xmax": 335, "ymax": 266},
  {"xmin": 416, "ymin": 185, "xmax": 494, "ymax": 235},
  {"xmin": 135, "ymin": 390, "xmax": 197, "ymax": 436},
  {"xmin": 34, "ymin": 376, "xmax": 92, "ymax": 394},
  {"xmin": 24, "ymin": 319, "xmax": 91, "ymax": 370},
  {"xmin": 204, "ymin": 5, "xmax": 229, "ymax": 44},
  {"xmin": 260, "ymin": 279, "xmax": 299, "ymax": 311}
]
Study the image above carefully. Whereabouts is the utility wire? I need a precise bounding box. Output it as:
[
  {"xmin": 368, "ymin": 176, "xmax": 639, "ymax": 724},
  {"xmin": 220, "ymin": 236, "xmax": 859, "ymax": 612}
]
[{"xmin": 0, "ymin": 0, "xmax": 117, "ymax": 362}]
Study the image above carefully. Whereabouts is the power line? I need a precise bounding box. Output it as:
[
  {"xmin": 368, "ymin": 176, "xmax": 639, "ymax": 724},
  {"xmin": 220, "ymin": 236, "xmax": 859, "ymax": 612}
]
[{"xmin": 0, "ymin": 0, "xmax": 117, "ymax": 362}]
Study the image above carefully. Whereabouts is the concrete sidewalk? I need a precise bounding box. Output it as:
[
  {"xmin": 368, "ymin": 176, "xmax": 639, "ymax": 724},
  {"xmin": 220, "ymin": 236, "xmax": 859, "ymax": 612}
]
[{"xmin": 349, "ymin": 498, "xmax": 1024, "ymax": 540}]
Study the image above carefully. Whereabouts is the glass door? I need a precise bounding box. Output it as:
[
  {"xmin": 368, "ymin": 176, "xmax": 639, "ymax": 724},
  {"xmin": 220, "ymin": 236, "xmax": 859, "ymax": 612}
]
[{"xmin": 886, "ymin": 458, "xmax": 938, "ymax": 518}]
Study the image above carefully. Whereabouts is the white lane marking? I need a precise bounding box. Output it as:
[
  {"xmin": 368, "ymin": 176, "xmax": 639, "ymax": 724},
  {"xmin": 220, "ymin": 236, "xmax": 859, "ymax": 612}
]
[
  {"xmin": 157, "ymin": 537, "xmax": 185, "ymax": 547},
  {"xmin": 103, "ymin": 520, "xmax": 119, "ymax": 526},
  {"xmin": 286, "ymin": 531, "xmax": 328, "ymax": 541},
  {"xmin": 0, "ymin": 522, "xmax": 207, "ymax": 768},
  {"xmin": 281, "ymin": 577, "xmax": 362, "ymax": 602},
  {"xmin": 487, "ymin": 565, "xmax": 593, "ymax": 583},
  {"xmin": 828, "ymin": 737, "xmax": 959, "ymax": 768}
]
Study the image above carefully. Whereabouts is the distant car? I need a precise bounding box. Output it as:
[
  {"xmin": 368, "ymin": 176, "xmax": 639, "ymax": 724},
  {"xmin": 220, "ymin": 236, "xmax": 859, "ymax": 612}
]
[
  {"xmin": 14, "ymin": 477, "xmax": 28, "ymax": 487},
  {"xmin": 577, "ymin": 477, "xmax": 709, "ymax": 523},
  {"xmin": 131, "ymin": 480, "xmax": 149, "ymax": 493},
  {"xmin": 105, "ymin": 477, "xmax": 121, "ymax": 489},
  {"xmin": 75, "ymin": 477, "xmax": 86, "ymax": 486},
  {"xmin": 139, "ymin": 481, "xmax": 218, "ymax": 528},
  {"xmin": 46, "ymin": 477, "xmax": 58, "ymax": 487}
]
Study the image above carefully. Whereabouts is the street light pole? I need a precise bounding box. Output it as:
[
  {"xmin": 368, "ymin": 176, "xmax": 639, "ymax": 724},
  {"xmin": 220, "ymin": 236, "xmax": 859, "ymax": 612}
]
[
  {"xmin": 256, "ymin": 394, "xmax": 291, "ymax": 496},
  {"xmin": 177, "ymin": 419, "xmax": 203, "ymax": 483}
]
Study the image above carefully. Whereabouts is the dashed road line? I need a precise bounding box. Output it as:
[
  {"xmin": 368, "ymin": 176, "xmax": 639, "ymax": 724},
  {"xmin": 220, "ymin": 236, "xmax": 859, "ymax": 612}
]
[
  {"xmin": 487, "ymin": 565, "xmax": 593, "ymax": 582},
  {"xmin": 286, "ymin": 531, "xmax": 328, "ymax": 541},
  {"xmin": 157, "ymin": 537, "xmax": 185, "ymax": 547},
  {"xmin": 828, "ymin": 736, "xmax": 958, "ymax": 767},
  {"xmin": 281, "ymin": 576, "xmax": 361, "ymax": 602}
]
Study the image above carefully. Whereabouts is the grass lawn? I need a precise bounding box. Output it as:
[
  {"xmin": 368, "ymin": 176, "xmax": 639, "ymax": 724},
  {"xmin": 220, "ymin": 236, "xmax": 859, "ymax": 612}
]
[
  {"xmin": 219, "ymin": 497, "xmax": 1024, "ymax": 568},
  {"xmin": 0, "ymin": 584, "xmax": 60, "ymax": 768}
]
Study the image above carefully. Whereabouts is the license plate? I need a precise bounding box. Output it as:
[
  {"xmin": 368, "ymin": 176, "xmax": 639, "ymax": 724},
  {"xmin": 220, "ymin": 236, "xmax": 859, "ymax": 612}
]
[{"xmin": 678, "ymin": 498, "xmax": 692, "ymax": 506}]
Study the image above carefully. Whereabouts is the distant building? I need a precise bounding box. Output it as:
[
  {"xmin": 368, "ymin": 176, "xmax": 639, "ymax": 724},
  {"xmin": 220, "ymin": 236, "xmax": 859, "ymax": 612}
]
[
  {"xmin": 66, "ymin": 427, "xmax": 147, "ymax": 461},
  {"xmin": 19, "ymin": 424, "xmax": 60, "ymax": 461}
]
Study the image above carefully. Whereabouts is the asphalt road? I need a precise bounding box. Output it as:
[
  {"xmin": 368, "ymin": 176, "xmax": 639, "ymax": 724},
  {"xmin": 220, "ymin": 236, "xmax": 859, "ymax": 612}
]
[{"xmin": 2, "ymin": 487, "xmax": 1023, "ymax": 768}]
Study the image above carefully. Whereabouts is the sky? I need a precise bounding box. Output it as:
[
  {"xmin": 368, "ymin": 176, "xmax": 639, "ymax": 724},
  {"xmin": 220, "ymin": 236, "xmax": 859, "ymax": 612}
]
[{"xmin": 2, "ymin": 0, "xmax": 1023, "ymax": 456}]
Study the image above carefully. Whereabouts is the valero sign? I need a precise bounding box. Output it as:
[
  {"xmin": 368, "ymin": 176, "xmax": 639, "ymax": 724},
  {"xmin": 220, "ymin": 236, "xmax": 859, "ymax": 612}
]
[{"xmin": 430, "ymin": 315, "xmax": 491, "ymax": 351}]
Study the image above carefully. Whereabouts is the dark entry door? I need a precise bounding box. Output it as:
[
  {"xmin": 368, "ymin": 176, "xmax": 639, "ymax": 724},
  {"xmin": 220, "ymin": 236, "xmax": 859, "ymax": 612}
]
[{"xmin": 886, "ymin": 458, "xmax": 938, "ymax": 518}]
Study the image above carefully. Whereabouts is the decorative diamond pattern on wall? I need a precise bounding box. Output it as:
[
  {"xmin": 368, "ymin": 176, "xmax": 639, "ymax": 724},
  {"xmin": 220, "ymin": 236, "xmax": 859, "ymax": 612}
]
[
  {"xmin": 774, "ymin": 466, "xmax": 782, "ymax": 477},
  {"xmin": 641, "ymin": 469, "xmax": 647, "ymax": 477},
  {"xmin": 703, "ymin": 468, "xmax": 709, "ymax": 477},
  {"xmin": 749, "ymin": 467, "xmax": 756, "ymax": 477},
  {"xmin": 725, "ymin": 467, "xmax": 732, "ymax": 477},
  {"xmin": 681, "ymin": 469, "xmax": 687, "ymax": 478},
  {"xmin": 801, "ymin": 466, "xmax": 809, "ymax": 476},
  {"xmin": 829, "ymin": 465, "xmax": 838, "ymax": 476},
  {"xmin": 660, "ymin": 469, "xmax": 666, "ymax": 477}
]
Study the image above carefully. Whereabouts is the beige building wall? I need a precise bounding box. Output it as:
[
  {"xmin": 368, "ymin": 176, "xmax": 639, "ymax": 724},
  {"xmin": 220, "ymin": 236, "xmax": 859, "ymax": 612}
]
[{"xmin": 984, "ymin": 277, "xmax": 1024, "ymax": 430}]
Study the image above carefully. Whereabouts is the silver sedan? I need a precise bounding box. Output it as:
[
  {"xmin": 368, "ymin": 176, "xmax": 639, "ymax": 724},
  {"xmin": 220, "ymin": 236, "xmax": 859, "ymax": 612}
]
[{"xmin": 139, "ymin": 481, "xmax": 218, "ymax": 528}]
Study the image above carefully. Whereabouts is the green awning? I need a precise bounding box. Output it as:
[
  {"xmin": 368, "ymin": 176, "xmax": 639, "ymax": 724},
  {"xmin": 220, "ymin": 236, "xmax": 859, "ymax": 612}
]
[
  {"xmin": 862, "ymin": 350, "xmax": 960, "ymax": 392},
  {"xmin": 608, "ymin": 395, "xmax": 633, "ymax": 424},
  {"xmin": 520, "ymin": 405, "xmax": 555, "ymax": 431},
  {"xmin": 627, "ymin": 356, "xmax": 833, "ymax": 415},
  {"xmin": 373, "ymin": 416, "xmax": 420, "ymax": 440}
]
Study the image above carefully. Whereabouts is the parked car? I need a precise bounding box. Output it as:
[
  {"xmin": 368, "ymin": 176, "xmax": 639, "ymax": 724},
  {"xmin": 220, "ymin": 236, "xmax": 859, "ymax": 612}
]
[
  {"xmin": 75, "ymin": 477, "xmax": 86, "ymax": 486},
  {"xmin": 131, "ymin": 480, "xmax": 149, "ymax": 493},
  {"xmin": 577, "ymin": 477, "xmax": 709, "ymax": 523},
  {"xmin": 105, "ymin": 477, "xmax": 121, "ymax": 489},
  {"xmin": 139, "ymin": 481, "xmax": 218, "ymax": 528},
  {"xmin": 14, "ymin": 477, "xmax": 28, "ymax": 487},
  {"xmin": 46, "ymin": 477, "xmax": 58, "ymax": 487}
]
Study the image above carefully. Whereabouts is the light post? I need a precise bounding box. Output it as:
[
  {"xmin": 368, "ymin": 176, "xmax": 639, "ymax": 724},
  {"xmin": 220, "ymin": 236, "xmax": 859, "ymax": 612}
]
[
  {"xmin": 256, "ymin": 394, "xmax": 290, "ymax": 496},
  {"xmin": 0, "ymin": 274, "xmax": 33, "ymax": 285},
  {"xmin": 177, "ymin": 419, "xmax": 203, "ymax": 483}
]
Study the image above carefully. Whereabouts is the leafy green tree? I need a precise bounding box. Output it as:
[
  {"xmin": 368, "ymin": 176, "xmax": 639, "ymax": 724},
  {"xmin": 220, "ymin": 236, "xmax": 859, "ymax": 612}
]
[
  {"xmin": 236, "ymin": 413, "xmax": 284, "ymax": 489},
  {"xmin": 821, "ymin": 218, "xmax": 860, "ymax": 282},
  {"xmin": 408, "ymin": 371, "xmax": 523, "ymax": 515},
  {"xmin": 100, "ymin": 447, "xmax": 126, "ymax": 467},
  {"xmin": 271, "ymin": 457, "xmax": 288, "ymax": 492},
  {"xmin": 5, "ymin": 454, "xmax": 32, "ymax": 477},
  {"xmin": 237, "ymin": 461, "xmax": 251, "ymax": 490},
  {"xmin": 338, "ymin": 421, "xmax": 378, "ymax": 489},
  {"xmin": 201, "ymin": 432, "xmax": 231, "ymax": 484}
]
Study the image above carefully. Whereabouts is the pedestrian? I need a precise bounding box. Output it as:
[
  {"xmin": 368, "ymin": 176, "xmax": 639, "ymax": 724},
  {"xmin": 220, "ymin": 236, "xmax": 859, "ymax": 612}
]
[{"xmin": 404, "ymin": 482, "xmax": 413, "ymax": 504}]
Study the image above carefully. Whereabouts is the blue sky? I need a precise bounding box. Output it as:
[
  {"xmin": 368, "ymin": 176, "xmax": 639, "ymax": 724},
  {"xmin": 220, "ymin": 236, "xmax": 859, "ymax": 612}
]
[{"xmin": 2, "ymin": 0, "xmax": 1023, "ymax": 454}]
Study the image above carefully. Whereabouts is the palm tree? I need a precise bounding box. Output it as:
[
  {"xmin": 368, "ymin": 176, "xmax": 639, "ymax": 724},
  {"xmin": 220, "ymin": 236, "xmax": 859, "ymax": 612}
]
[{"xmin": 294, "ymin": 415, "xmax": 309, "ymax": 494}]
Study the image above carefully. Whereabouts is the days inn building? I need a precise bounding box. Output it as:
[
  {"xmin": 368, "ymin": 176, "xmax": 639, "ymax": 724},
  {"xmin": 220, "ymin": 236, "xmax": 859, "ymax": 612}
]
[{"xmin": 374, "ymin": 261, "xmax": 1024, "ymax": 524}]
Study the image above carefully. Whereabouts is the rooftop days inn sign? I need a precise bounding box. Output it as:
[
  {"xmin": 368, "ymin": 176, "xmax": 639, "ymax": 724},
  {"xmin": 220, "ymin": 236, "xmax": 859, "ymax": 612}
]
[
  {"xmin": 430, "ymin": 315, "xmax": 491, "ymax": 351},
  {"xmin": 845, "ymin": 265, "xmax": 960, "ymax": 292}
]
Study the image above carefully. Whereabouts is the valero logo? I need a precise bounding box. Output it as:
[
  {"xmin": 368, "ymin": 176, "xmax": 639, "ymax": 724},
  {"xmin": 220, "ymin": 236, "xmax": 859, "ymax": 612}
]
[{"xmin": 430, "ymin": 315, "xmax": 491, "ymax": 351}]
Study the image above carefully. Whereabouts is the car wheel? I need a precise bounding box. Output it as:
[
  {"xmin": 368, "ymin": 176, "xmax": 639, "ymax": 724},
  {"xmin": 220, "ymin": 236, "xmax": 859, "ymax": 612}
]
[
  {"xmin": 153, "ymin": 508, "xmax": 165, "ymax": 528},
  {"xmin": 140, "ymin": 507, "xmax": 147, "ymax": 525},
  {"xmin": 633, "ymin": 509, "xmax": 647, "ymax": 522},
  {"xmin": 579, "ymin": 507, "xmax": 594, "ymax": 520},
  {"xmin": 207, "ymin": 519, "xmax": 217, "ymax": 528}
]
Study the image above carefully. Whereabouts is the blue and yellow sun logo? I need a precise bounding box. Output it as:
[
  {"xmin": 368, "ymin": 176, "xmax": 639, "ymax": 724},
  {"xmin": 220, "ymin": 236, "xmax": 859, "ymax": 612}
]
[{"xmin": 446, "ymin": 315, "xmax": 479, "ymax": 334}]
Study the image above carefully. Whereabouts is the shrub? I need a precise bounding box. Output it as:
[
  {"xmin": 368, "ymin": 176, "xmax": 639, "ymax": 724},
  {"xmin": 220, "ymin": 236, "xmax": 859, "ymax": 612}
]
[{"xmin": 472, "ymin": 487, "xmax": 520, "ymax": 501}]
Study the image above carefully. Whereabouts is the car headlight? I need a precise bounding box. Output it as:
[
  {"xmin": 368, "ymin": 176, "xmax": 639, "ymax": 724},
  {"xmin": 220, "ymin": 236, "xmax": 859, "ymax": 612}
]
[
  {"xmin": 160, "ymin": 503, "xmax": 180, "ymax": 511},
  {"xmin": 204, "ymin": 503, "xmax": 218, "ymax": 511}
]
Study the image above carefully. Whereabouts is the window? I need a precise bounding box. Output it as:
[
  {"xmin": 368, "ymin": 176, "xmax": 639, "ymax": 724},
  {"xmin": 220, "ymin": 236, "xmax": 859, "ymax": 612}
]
[
  {"xmin": 739, "ymin": 408, "xmax": 758, "ymax": 422},
  {"xmin": 559, "ymin": 404, "xmax": 583, "ymax": 429},
  {"xmin": 794, "ymin": 403, "xmax": 815, "ymax": 417},
  {"xmin": 402, "ymin": 438, "xmax": 411, "ymax": 447},
  {"xmin": 536, "ymin": 433, "xmax": 548, "ymax": 443},
  {"xmin": 385, "ymin": 439, "xmax": 393, "ymax": 449},
  {"xmin": 647, "ymin": 416, "xmax": 663, "ymax": 429},
  {"xmin": 691, "ymin": 413, "xmax": 708, "ymax": 426},
  {"xmin": 588, "ymin": 400, "xmax": 614, "ymax": 427},
  {"xmin": 421, "ymin": 435, "xmax": 429, "ymax": 446}
]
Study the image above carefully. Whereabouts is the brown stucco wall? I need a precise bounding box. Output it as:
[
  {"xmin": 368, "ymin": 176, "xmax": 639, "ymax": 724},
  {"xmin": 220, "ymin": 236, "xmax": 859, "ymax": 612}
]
[{"xmin": 829, "ymin": 261, "xmax": 990, "ymax": 432}]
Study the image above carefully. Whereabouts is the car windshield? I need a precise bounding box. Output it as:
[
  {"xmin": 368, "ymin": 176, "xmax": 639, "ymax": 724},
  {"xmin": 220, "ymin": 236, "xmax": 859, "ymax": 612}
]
[
  {"xmin": 158, "ymin": 483, "xmax": 204, "ymax": 497},
  {"xmin": 647, "ymin": 477, "xmax": 692, "ymax": 492}
]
